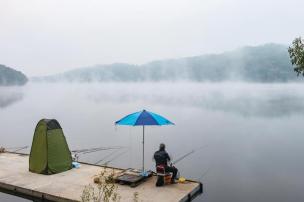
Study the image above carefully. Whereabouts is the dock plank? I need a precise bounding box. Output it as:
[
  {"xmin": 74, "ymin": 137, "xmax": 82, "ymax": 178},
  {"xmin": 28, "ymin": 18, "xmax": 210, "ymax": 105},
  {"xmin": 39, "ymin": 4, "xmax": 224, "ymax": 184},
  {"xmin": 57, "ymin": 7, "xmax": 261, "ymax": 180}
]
[{"xmin": 0, "ymin": 153, "xmax": 202, "ymax": 202}]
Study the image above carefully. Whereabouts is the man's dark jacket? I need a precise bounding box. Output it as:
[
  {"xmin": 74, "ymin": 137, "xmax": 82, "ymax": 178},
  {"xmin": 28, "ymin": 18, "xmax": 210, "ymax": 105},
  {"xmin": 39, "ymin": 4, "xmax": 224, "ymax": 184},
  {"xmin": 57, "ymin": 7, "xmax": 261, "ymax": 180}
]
[{"xmin": 154, "ymin": 150, "xmax": 170, "ymax": 166}]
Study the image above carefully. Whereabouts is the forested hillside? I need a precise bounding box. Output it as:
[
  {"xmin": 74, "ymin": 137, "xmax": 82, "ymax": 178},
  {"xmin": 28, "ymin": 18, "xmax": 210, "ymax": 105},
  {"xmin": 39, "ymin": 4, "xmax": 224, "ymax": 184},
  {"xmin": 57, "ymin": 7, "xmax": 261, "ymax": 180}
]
[
  {"xmin": 35, "ymin": 44, "xmax": 299, "ymax": 82},
  {"xmin": 0, "ymin": 65, "xmax": 28, "ymax": 86}
]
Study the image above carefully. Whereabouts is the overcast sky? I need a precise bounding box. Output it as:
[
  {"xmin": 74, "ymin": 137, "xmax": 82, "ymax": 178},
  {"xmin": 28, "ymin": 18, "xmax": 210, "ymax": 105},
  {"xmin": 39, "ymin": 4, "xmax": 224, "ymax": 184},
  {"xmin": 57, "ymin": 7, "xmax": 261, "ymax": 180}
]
[{"xmin": 1, "ymin": 0, "xmax": 304, "ymax": 76}]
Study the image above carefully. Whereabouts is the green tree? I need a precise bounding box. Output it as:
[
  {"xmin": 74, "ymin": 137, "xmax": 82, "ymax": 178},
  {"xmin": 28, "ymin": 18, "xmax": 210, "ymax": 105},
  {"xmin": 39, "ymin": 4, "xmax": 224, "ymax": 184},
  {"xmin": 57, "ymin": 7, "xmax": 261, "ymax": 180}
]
[{"xmin": 288, "ymin": 37, "xmax": 304, "ymax": 76}]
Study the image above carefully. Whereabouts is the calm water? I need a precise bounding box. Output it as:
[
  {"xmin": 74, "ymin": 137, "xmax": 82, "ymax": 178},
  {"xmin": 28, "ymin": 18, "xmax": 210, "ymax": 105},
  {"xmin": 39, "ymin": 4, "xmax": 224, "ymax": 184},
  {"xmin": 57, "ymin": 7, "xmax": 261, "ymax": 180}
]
[{"xmin": 1, "ymin": 82, "xmax": 304, "ymax": 202}]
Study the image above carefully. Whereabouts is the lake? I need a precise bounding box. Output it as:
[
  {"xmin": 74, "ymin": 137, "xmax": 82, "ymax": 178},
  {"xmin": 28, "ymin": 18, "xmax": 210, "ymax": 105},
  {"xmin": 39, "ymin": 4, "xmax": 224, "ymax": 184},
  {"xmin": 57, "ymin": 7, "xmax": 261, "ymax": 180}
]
[{"xmin": 1, "ymin": 82, "xmax": 304, "ymax": 202}]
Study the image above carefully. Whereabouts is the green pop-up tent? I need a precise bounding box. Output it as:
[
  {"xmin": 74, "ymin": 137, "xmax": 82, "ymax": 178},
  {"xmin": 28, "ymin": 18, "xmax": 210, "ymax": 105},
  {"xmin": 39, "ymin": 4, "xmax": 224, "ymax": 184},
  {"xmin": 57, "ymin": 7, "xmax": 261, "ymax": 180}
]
[{"xmin": 29, "ymin": 119, "xmax": 72, "ymax": 174}]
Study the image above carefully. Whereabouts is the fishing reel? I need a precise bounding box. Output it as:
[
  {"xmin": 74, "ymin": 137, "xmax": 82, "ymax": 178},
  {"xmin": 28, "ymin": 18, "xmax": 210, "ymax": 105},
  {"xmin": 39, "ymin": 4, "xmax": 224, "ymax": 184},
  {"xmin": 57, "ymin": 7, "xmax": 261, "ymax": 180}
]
[{"xmin": 72, "ymin": 153, "xmax": 79, "ymax": 162}]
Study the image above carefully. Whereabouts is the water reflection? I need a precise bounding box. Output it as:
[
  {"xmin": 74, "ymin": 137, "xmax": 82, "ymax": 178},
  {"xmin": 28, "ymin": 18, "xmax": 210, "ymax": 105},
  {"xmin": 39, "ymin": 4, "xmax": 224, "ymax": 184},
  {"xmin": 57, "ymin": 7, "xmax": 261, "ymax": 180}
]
[
  {"xmin": 85, "ymin": 82, "xmax": 304, "ymax": 117},
  {"xmin": 0, "ymin": 87, "xmax": 24, "ymax": 108},
  {"xmin": 0, "ymin": 192, "xmax": 29, "ymax": 202}
]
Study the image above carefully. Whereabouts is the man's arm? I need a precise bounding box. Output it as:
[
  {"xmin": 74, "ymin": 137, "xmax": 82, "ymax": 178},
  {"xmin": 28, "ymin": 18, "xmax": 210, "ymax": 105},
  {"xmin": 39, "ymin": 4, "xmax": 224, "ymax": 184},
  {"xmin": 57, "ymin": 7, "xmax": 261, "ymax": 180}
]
[{"xmin": 166, "ymin": 152, "xmax": 171, "ymax": 161}]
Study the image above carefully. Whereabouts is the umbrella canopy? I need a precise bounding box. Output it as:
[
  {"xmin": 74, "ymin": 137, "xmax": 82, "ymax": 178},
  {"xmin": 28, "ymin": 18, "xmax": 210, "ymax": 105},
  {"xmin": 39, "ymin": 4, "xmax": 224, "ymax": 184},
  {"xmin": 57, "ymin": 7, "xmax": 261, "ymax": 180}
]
[
  {"xmin": 115, "ymin": 109, "xmax": 174, "ymax": 126},
  {"xmin": 115, "ymin": 109, "xmax": 174, "ymax": 173}
]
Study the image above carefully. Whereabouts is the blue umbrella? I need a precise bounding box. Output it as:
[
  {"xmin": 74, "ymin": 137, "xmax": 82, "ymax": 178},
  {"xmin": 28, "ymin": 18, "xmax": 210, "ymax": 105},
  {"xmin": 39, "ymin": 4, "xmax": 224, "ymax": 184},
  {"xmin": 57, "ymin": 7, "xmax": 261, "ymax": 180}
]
[{"xmin": 115, "ymin": 109, "xmax": 174, "ymax": 172}]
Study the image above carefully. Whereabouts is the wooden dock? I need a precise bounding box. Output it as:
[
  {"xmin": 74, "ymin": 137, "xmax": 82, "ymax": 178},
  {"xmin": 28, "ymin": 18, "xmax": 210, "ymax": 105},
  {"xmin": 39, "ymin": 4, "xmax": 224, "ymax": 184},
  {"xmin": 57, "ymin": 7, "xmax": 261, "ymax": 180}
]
[{"xmin": 0, "ymin": 152, "xmax": 202, "ymax": 202}]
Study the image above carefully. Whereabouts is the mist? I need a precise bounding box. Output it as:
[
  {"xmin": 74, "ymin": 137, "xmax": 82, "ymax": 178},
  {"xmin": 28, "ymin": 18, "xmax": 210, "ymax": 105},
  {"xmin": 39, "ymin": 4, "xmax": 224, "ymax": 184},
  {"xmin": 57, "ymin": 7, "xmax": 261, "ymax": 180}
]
[
  {"xmin": 30, "ymin": 44, "xmax": 301, "ymax": 83},
  {"xmin": 1, "ymin": 0, "xmax": 304, "ymax": 201},
  {"xmin": 0, "ymin": 87, "xmax": 24, "ymax": 108},
  {"xmin": 1, "ymin": 82, "xmax": 304, "ymax": 202}
]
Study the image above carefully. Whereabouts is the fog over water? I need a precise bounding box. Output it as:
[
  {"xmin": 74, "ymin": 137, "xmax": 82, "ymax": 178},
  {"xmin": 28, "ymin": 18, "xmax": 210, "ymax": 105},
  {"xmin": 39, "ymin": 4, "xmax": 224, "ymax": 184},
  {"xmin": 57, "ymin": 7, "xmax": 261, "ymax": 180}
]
[
  {"xmin": 1, "ymin": 82, "xmax": 304, "ymax": 202},
  {"xmin": 0, "ymin": 87, "xmax": 23, "ymax": 108}
]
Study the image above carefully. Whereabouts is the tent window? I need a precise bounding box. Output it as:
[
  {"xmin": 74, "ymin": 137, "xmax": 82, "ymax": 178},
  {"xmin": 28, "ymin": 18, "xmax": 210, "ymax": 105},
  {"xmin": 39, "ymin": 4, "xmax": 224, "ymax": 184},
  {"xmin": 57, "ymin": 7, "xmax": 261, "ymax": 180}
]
[{"xmin": 45, "ymin": 119, "xmax": 62, "ymax": 130}]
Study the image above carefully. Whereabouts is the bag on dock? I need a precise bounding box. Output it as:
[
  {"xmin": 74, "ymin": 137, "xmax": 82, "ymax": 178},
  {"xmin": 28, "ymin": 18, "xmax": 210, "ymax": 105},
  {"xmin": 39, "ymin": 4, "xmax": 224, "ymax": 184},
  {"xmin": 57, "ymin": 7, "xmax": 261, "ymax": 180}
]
[{"xmin": 29, "ymin": 119, "xmax": 72, "ymax": 175}]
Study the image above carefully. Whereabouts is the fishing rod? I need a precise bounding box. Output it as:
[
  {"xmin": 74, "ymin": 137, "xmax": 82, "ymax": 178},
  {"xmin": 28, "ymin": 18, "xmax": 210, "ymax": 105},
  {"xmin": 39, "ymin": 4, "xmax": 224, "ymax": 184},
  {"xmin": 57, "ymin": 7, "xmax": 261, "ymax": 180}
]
[
  {"xmin": 172, "ymin": 150, "xmax": 195, "ymax": 164},
  {"xmin": 101, "ymin": 150, "xmax": 127, "ymax": 166},
  {"xmin": 5, "ymin": 146, "xmax": 26, "ymax": 150},
  {"xmin": 72, "ymin": 146, "xmax": 123, "ymax": 161},
  {"xmin": 94, "ymin": 150, "xmax": 120, "ymax": 165},
  {"xmin": 81, "ymin": 147, "xmax": 123, "ymax": 155},
  {"xmin": 72, "ymin": 146, "xmax": 122, "ymax": 154},
  {"xmin": 72, "ymin": 147, "xmax": 106, "ymax": 153},
  {"xmin": 0, "ymin": 146, "xmax": 29, "ymax": 154},
  {"xmin": 168, "ymin": 145, "xmax": 209, "ymax": 182},
  {"xmin": 10, "ymin": 146, "xmax": 29, "ymax": 153},
  {"xmin": 13, "ymin": 146, "xmax": 28, "ymax": 152},
  {"xmin": 172, "ymin": 145, "xmax": 208, "ymax": 165},
  {"xmin": 197, "ymin": 167, "xmax": 210, "ymax": 181}
]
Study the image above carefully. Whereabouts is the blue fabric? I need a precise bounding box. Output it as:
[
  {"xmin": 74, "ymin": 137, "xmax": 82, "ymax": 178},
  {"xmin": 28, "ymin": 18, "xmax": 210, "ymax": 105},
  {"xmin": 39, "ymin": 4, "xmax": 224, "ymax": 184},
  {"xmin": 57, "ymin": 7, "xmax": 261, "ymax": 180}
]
[
  {"xmin": 115, "ymin": 111, "xmax": 141, "ymax": 125},
  {"xmin": 115, "ymin": 110, "xmax": 174, "ymax": 126},
  {"xmin": 149, "ymin": 111, "xmax": 174, "ymax": 125},
  {"xmin": 135, "ymin": 110, "xmax": 159, "ymax": 125}
]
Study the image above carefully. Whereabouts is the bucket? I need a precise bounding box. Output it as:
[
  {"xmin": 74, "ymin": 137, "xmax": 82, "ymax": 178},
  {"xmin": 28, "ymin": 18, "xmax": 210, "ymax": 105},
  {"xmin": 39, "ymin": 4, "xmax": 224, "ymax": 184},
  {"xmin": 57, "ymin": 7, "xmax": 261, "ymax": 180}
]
[{"xmin": 164, "ymin": 174, "xmax": 172, "ymax": 185}]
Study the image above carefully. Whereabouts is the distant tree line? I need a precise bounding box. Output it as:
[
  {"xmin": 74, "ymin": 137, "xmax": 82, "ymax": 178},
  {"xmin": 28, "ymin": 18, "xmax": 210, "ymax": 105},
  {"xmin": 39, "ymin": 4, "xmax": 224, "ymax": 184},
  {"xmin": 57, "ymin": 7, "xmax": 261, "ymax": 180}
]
[
  {"xmin": 2, "ymin": 42, "xmax": 304, "ymax": 85},
  {"xmin": 0, "ymin": 64, "xmax": 28, "ymax": 86},
  {"xmin": 36, "ymin": 44, "xmax": 300, "ymax": 83}
]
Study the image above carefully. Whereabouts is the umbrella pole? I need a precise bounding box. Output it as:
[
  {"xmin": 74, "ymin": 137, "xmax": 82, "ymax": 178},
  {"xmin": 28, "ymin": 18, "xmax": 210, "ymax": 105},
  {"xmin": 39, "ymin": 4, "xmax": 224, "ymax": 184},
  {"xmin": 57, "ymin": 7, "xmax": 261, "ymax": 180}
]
[{"xmin": 142, "ymin": 125, "xmax": 145, "ymax": 172}]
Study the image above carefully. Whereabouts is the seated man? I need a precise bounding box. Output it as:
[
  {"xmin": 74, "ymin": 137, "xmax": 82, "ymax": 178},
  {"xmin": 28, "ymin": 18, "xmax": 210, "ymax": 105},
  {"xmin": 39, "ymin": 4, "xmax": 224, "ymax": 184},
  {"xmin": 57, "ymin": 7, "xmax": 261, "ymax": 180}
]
[{"xmin": 153, "ymin": 143, "xmax": 178, "ymax": 184}]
